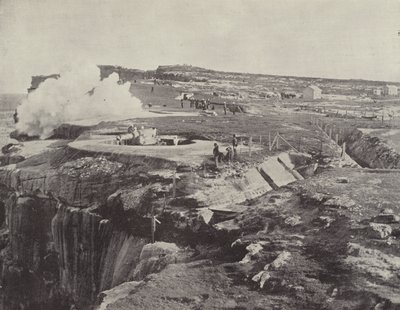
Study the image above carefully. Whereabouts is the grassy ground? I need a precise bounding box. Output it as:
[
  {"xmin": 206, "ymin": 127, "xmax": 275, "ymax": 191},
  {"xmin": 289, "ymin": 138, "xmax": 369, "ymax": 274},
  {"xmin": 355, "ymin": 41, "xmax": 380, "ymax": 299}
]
[
  {"xmin": 114, "ymin": 81, "xmax": 341, "ymax": 158},
  {"xmin": 98, "ymin": 111, "xmax": 340, "ymax": 161},
  {"xmin": 130, "ymin": 82, "xmax": 183, "ymax": 109}
]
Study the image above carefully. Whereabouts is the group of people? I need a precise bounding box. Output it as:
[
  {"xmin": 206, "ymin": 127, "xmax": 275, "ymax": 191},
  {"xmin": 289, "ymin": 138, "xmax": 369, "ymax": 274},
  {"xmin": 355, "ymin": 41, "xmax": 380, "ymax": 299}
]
[
  {"xmin": 181, "ymin": 98, "xmax": 215, "ymax": 111},
  {"xmin": 116, "ymin": 125, "xmax": 158, "ymax": 146},
  {"xmin": 127, "ymin": 125, "xmax": 142, "ymax": 143},
  {"xmin": 213, "ymin": 134, "xmax": 238, "ymax": 167},
  {"xmin": 180, "ymin": 96, "xmax": 242, "ymax": 117}
]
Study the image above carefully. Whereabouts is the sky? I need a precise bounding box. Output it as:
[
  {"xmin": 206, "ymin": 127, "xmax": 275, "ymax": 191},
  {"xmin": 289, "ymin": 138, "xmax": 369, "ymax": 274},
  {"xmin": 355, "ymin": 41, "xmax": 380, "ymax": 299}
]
[{"xmin": 0, "ymin": 0, "xmax": 400, "ymax": 93}]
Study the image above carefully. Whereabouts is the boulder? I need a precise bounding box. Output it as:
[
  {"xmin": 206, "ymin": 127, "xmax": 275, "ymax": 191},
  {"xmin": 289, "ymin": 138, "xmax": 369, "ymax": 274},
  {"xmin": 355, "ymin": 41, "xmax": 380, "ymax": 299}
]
[
  {"xmin": 284, "ymin": 215, "xmax": 302, "ymax": 227},
  {"xmin": 391, "ymin": 228, "xmax": 400, "ymax": 238},
  {"xmin": 240, "ymin": 242, "xmax": 265, "ymax": 264},
  {"xmin": 268, "ymin": 251, "xmax": 291, "ymax": 270},
  {"xmin": 252, "ymin": 251, "xmax": 291, "ymax": 288},
  {"xmin": 252, "ymin": 270, "xmax": 271, "ymax": 288},
  {"xmin": 213, "ymin": 219, "xmax": 240, "ymax": 234},
  {"xmin": 139, "ymin": 242, "xmax": 180, "ymax": 261},
  {"xmin": 336, "ymin": 177, "xmax": 349, "ymax": 183},
  {"xmin": 176, "ymin": 165, "xmax": 192, "ymax": 173},
  {"xmin": 97, "ymin": 281, "xmax": 141, "ymax": 310},
  {"xmin": 197, "ymin": 208, "xmax": 214, "ymax": 224},
  {"xmin": 10, "ymin": 130, "xmax": 39, "ymax": 141},
  {"xmin": 316, "ymin": 216, "xmax": 334, "ymax": 228},
  {"xmin": 372, "ymin": 214, "xmax": 400, "ymax": 224},
  {"xmin": 1, "ymin": 143, "xmax": 22, "ymax": 154},
  {"xmin": 132, "ymin": 242, "xmax": 185, "ymax": 281},
  {"xmin": 367, "ymin": 223, "xmax": 392, "ymax": 239},
  {"xmin": 0, "ymin": 154, "xmax": 25, "ymax": 166},
  {"xmin": 323, "ymin": 196, "xmax": 357, "ymax": 210}
]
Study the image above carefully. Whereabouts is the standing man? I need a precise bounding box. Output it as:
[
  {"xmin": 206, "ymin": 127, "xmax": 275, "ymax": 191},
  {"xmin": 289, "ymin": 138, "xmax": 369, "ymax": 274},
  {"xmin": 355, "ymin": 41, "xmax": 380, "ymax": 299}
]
[
  {"xmin": 13, "ymin": 109, "xmax": 19, "ymax": 123},
  {"xmin": 223, "ymin": 102, "xmax": 227, "ymax": 115},
  {"xmin": 213, "ymin": 143, "xmax": 222, "ymax": 168},
  {"xmin": 225, "ymin": 146, "xmax": 233, "ymax": 163},
  {"xmin": 116, "ymin": 135, "xmax": 122, "ymax": 145},
  {"xmin": 232, "ymin": 134, "xmax": 238, "ymax": 159}
]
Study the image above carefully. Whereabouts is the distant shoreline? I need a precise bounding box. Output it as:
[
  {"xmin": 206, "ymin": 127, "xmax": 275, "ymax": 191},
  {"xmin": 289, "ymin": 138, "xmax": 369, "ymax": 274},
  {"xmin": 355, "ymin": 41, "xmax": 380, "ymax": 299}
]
[{"xmin": 0, "ymin": 93, "xmax": 25, "ymax": 111}]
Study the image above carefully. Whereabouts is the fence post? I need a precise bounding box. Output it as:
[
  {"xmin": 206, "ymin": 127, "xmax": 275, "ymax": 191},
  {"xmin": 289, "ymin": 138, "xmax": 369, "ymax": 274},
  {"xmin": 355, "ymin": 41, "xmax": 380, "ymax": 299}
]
[
  {"xmin": 298, "ymin": 136, "xmax": 302, "ymax": 152},
  {"xmin": 341, "ymin": 142, "xmax": 346, "ymax": 158},
  {"xmin": 276, "ymin": 133, "xmax": 280, "ymax": 149},
  {"xmin": 249, "ymin": 136, "xmax": 252, "ymax": 157},
  {"xmin": 268, "ymin": 132, "xmax": 271, "ymax": 151},
  {"xmin": 320, "ymin": 138, "xmax": 323, "ymax": 156},
  {"xmin": 329, "ymin": 127, "xmax": 332, "ymax": 139},
  {"xmin": 172, "ymin": 172, "xmax": 177, "ymax": 198},
  {"xmin": 151, "ymin": 205, "xmax": 155, "ymax": 243}
]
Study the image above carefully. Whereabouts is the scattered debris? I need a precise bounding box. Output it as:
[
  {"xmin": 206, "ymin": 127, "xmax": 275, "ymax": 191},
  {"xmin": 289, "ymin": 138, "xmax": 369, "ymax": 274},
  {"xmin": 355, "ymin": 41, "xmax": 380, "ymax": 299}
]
[
  {"xmin": 240, "ymin": 242, "xmax": 265, "ymax": 264},
  {"xmin": 372, "ymin": 213, "xmax": 400, "ymax": 224},
  {"xmin": 284, "ymin": 215, "xmax": 302, "ymax": 227},
  {"xmin": 366, "ymin": 223, "xmax": 392, "ymax": 239},
  {"xmin": 252, "ymin": 251, "xmax": 291, "ymax": 288}
]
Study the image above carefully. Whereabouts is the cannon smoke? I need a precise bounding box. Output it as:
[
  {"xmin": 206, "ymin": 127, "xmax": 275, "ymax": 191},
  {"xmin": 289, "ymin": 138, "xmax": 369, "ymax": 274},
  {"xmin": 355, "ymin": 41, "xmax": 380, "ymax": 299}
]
[{"xmin": 16, "ymin": 65, "xmax": 143, "ymax": 138}]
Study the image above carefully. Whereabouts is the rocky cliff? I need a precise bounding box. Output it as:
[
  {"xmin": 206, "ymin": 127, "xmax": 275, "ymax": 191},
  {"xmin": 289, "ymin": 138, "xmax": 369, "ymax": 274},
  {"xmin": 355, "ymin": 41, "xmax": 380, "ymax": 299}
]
[
  {"xmin": 0, "ymin": 144, "xmax": 188, "ymax": 309},
  {"xmin": 26, "ymin": 66, "xmax": 156, "ymax": 96},
  {"xmin": 98, "ymin": 65, "xmax": 155, "ymax": 82},
  {"xmin": 0, "ymin": 193, "xmax": 64, "ymax": 309},
  {"xmin": 51, "ymin": 202, "xmax": 149, "ymax": 308},
  {"xmin": 345, "ymin": 128, "xmax": 400, "ymax": 168}
]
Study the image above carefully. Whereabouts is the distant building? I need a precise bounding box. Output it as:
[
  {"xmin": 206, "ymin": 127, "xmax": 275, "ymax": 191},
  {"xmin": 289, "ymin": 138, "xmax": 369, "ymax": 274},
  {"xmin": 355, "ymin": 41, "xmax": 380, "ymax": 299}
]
[
  {"xmin": 281, "ymin": 91, "xmax": 297, "ymax": 99},
  {"xmin": 373, "ymin": 88, "xmax": 382, "ymax": 96},
  {"xmin": 383, "ymin": 85, "xmax": 398, "ymax": 96},
  {"xmin": 303, "ymin": 85, "xmax": 322, "ymax": 100}
]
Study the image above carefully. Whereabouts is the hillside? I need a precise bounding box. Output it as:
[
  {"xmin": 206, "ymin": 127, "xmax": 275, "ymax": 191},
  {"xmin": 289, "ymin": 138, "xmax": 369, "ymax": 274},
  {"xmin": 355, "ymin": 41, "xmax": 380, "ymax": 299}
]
[
  {"xmin": 23, "ymin": 64, "xmax": 400, "ymax": 100},
  {"xmin": 155, "ymin": 64, "xmax": 400, "ymax": 97}
]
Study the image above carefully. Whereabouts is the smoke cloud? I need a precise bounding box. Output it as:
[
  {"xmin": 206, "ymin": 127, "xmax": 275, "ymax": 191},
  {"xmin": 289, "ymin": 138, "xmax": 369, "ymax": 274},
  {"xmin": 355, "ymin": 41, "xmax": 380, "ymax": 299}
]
[{"xmin": 16, "ymin": 64, "xmax": 143, "ymax": 138}]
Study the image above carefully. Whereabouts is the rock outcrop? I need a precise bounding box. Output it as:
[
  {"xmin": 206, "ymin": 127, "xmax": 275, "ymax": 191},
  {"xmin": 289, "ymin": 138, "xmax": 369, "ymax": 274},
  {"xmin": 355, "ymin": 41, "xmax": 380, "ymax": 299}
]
[
  {"xmin": 345, "ymin": 128, "xmax": 400, "ymax": 168},
  {"xmin": 0, "ymin": 193, "xmax": 63, "ymax": 310},
  {"xmin": 0, "ymin": 145, "xmax": 196, "ymax": 309},
  {"xmin": 51, "ymin": 203, "xmax": 149, "ymax": 308}
]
